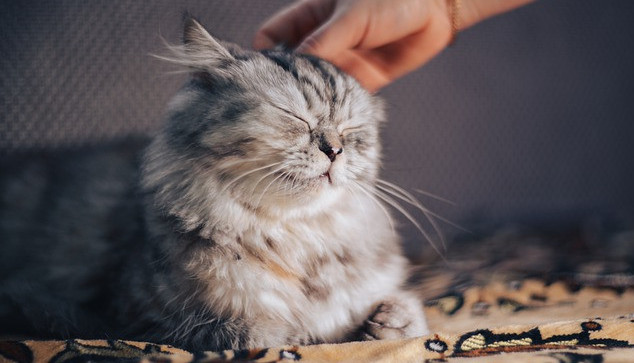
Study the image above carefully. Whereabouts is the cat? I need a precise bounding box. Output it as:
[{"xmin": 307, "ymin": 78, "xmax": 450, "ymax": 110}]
[{"xmin": 0, "ymin": 17, "xmax": 427, "ymax": 350}]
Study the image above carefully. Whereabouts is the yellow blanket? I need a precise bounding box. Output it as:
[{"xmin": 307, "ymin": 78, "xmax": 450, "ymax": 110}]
[{"xmin": 3, "ymin": 316, "xmax": 632, "ymax": 362}]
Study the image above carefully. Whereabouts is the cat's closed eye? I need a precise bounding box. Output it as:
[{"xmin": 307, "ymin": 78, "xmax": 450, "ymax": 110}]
[
  {"xmin": 285, "ymin": 114, "xmax": 311, "ymax": 132},
  {"xmin": 339, "ymin": 126, "xmax": 365, "ymax": 137},
  {"xmin": 271, "ymin": 105, "xmax": 312, "ymax": 132}
]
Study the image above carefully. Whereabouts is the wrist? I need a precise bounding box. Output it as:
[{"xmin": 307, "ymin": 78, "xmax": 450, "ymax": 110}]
[{"xmin": 459, "ymin": 0, "xmax": 535, "ymax": 31}]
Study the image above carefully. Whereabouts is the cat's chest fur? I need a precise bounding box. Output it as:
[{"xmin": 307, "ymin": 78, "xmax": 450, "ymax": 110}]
[{"xmin": 175, "ymin": 191, "xmax": 405, "ymax": 342}]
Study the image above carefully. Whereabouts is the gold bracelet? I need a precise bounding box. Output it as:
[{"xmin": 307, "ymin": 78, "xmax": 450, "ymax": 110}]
[{"xmin": 447, "ymin": 0, "xmax": 461, "ymax": 45}]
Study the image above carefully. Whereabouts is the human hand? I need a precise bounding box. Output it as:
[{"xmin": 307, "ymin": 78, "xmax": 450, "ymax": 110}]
[{"xmin": 254, "ymin": 0, "xmax": 534, "ymax": 92}]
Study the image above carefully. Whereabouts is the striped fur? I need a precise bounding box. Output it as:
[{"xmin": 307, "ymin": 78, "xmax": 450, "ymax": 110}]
[{"xmin": 0, "ymin": 17, "xmax": 427, "ymax": 350}]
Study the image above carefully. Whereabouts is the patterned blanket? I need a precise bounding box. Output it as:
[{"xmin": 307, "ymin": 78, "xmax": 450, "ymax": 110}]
[{"xmin": 2, "ymin": 220, "xmax": 633, "ymax": 362}]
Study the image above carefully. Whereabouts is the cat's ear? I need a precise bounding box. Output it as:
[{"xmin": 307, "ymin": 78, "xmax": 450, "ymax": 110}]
[
  {"xmin": 182, "ymin": 16, "xmax": 234, "ymax": 64},
  {"xmin": 155, "ymin": 15, "xmax": 236, "ymax": 72},
  {"xmin": 180, "ymin": 16, "xmax": 235, "ymax": 67}
]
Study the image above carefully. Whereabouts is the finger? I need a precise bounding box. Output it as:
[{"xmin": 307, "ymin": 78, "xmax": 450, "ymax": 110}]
[
  {"xmin": 348, "ymin": 0, "xmax": 434, "ymax": 50},
  {"xmin": 297, "ymin": 1, "xmax": 382, "ymax": 61},
  {"xmin": 358, "ymin": 16, "xmax": 452, "ymax": 87},
  {"xmin": 326, "ymin": 50, "xmax": 392, "ymax": 92},
  {"xmin": 328, "ymin": 16, "xmax": 451, "ymax": 92},
  {"xmin": 253, "ymin": 0, "xmax": 336, "ymax": 49},
  {"xmin": 296, "ymin": 17, "xmax": 359, "ymax": 60},
  {"xmin": 298, "ymin": 0, "xmax": 436, "ymax": 61}
]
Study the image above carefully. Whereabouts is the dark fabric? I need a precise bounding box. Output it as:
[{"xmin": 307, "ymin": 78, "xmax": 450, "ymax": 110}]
[{"xmin": 2, "ymin": 1, "xmax": 634, "ymax": 253}]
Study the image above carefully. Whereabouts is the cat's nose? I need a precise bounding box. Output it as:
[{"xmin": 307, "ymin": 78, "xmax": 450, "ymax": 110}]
[{"xmin": 320, "ymin": 145, "xmax": 343, "ymax": 162}]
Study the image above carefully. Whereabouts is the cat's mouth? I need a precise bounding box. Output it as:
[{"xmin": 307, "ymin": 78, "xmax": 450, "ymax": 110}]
[
  {"xmin": 270, "ymin": 170, "xmax": 332, "ymax": 188},
  {"xmin": 319, "ymin": 171, "xmax": 332, "ymax": 184}
]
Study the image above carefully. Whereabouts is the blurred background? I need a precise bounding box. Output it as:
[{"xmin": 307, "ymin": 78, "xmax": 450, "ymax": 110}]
[{"xmin": 1, "ymin": 0, "xmax": 634, "ymax": 256}]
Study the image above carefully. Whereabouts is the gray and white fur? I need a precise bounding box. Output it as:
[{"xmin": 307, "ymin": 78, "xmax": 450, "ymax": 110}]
[{"xmin": 0, "ymin": 18, "xmax": 427, "ymax": 350}]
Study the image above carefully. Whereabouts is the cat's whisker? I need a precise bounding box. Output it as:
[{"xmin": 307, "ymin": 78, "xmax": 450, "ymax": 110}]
[
  {"xmin": 376, "ymin": 182, "xmax": 447, "ymax": 252},
  {"xmin": 377, "ymin": 181, "xmax": 470, "ymax": 235},
  {"xmin": 273, "ymin": 171, "xmax": 291, "ymax": 204},
  {"xmin": 213, "ymin": 157, "xmax": 273, "ymax": 177},
  {"xmin": 349, "ymin": 181, "xmax": 396, "ymax": 236},
  {"xmin": 218, "ymin": 161, "xmax": 283, "ymax": 197},
  {"xmin": 253, "ymin": 170, "xmax": 288, "ymax": 209},
  {"xmin": 281, "ymin": 172, "xmax": 293, "ymax": 194},
  {"xmin": 413, "ymin": 188, "xmax": 456, "ymax": 205},
  {"xmin": 218, "ymin": 156, "xmax": 272, "ymax": 168},
  {"xmin": 289, "ymin": 173, "xmax": 301, "ymax": 194},
  {"xmin": 282, "ymin": 171, "xmax": 296, "ymax": 196},
  {"xmin": 249, "ymin": 165, "xmax": 287, "ymax": 196},
  {"xmin": 372, "ymin": 188, "xmax": 447, "ymax": 263}
]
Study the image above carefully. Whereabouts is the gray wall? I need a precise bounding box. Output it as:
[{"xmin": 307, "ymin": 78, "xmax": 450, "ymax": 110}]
[{"xmin": 2, "ymin": 1, "xmax": 634, "ymax": 251}]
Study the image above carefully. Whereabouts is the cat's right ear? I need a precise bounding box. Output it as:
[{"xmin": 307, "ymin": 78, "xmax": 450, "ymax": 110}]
[
  {"xmin": 155, "ymin": 15, "xmax": 235, "ymax": 73},
  {"xmin": 182, "ymin": 16, "xmax": 234, "ymax": 64}
]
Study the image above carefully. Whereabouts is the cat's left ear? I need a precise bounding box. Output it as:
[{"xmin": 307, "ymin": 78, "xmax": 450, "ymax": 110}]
[{"xmin": 182, "ymin": 16, "xmax": 235, "ymax": 65}]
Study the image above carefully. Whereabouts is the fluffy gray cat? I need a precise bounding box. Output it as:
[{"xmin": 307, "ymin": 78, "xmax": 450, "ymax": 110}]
[{"xmin": 0, "ymin": 18, "xmax": 427, "ymax": 350}]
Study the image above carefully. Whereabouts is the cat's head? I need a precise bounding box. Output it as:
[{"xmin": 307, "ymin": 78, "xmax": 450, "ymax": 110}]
[{"xmin": 145, "ymin": 17, "xmax": 384, "ymax": 220}]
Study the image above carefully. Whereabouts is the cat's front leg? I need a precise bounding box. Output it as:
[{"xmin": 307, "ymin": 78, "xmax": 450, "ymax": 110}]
[{"xmin": 358, "ymin": 291, "xmax": 428, "ymax": 341}]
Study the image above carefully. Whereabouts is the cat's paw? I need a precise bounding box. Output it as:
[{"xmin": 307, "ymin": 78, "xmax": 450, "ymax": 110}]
[{"xmin": 360, "ymin": 296, "xmax": 427, "ymax": 341}]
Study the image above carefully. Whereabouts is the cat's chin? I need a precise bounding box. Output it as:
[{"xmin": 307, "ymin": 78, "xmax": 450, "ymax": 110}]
[
  {"xmin": 238, "ymin": 178, "xmax": 345, "ymax": 219},
  {"xmin": 282, "ymin": 169, "xmax": 341, "ymax": 191},
  {"xmin": 283, "ymin": 178, "xmax": 341, "ymax": 202},
  {"xmin": 275, "ymin": 187, "xmax": 345, "ymax": 218},
  {"xmin": 302, "ymin": 173, "xmax": 348, "ymax": 198}
]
